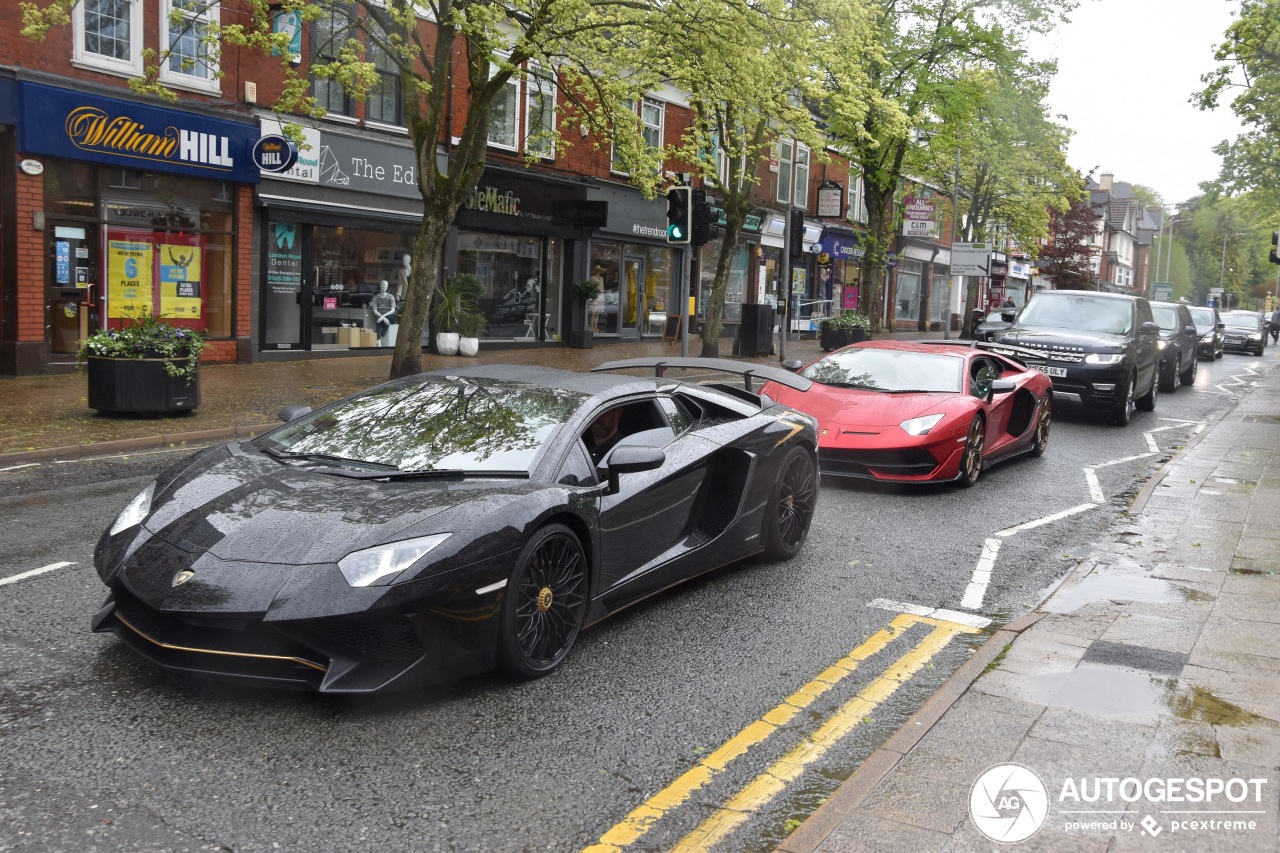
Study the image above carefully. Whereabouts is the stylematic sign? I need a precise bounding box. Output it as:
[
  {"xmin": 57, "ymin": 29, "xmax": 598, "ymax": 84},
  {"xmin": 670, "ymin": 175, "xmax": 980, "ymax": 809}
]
[{"xmin": 17, "ymin": 82, "xmax": 261, "ymax": 183}]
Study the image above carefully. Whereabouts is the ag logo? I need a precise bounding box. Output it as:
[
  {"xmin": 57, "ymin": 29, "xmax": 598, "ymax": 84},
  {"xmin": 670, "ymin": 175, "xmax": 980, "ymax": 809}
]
[{"xmin": 970, "ymin": 763, "xmax": 1049, "ymax": 843}]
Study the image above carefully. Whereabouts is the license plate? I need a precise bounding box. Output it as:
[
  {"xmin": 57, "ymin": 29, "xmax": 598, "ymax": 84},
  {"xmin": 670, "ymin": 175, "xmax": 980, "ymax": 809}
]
[{"xmin": 1033, "ymin": 365, "xmax": 1068, "ymax": 378}]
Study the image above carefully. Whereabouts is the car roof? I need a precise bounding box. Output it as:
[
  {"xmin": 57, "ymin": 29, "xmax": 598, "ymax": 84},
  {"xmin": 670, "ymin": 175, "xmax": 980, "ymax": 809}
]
[
  {"xmin": 844, "ymin": 340, "xmax": 974, "ymax": 357},
  {"xmin": 421, "ymin": 363, "xmax": 650, "ymax": 395},
  {"xmin": 1036, "ymin": 289, "xmax": 1140, "ymax": 302}
]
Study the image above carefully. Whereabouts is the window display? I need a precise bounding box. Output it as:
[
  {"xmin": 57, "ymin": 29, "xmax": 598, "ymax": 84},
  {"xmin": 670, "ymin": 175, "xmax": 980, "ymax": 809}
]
[{"xmin": 310, "ymin": 225, "xmax": 414, "ymax": 347}]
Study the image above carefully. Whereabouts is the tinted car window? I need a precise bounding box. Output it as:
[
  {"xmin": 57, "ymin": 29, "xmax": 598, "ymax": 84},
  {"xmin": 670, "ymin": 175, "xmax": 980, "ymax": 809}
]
[
  {"xmin": 1151, "ymin": 306, "xmax": 1180, "ymax": 330},
  {"xmin": 800, "ymin": 348, "xmax": 964, "ymax": 393},
  {"xmin": 1017, "ymin": 293, "xmax": 1134, "ymax": 335},
  {"xmin": 1188, "ymin": 307, "xmax": 1217, "ymax": 326},
  {"xmin": 260, "ymin": 376, "xmax": 588, "ymax": 472},
  {"xmin": 1223, "ymin": 313, "xmax": 1261, "ymax": 331}
]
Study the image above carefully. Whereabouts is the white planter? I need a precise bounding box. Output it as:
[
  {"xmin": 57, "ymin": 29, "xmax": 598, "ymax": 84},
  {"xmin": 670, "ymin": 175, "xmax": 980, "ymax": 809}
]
[
  {"xmin": 436, "ymin": 332, "xmax": 460, "ymax": 356},
  {"xmin": 458, "ymin": 336, "xmax": 480, "ymax": 357}
]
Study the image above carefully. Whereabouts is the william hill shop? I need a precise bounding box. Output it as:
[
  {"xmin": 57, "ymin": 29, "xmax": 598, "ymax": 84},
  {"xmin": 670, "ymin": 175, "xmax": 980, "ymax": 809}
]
[{"xmin": 4, "ymin": 81, "xmax": 258, "ymax": 376}]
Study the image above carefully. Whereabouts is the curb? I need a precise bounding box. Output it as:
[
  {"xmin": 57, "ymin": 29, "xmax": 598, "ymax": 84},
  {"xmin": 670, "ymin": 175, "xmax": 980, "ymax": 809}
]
[
  {"xmin": 0, "ymin": 423, "xmax": 277, "ymax": 465},
  {"xmin": 775, "ymin": 612, "xmax": 1044, "ymax": 853}
]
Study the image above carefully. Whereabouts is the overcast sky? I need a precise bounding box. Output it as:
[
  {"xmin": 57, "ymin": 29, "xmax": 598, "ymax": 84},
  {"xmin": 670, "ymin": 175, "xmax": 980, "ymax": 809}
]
[{"xmin": 1027, "ymin": 0, "xmax": 1245, "ymax": 207}]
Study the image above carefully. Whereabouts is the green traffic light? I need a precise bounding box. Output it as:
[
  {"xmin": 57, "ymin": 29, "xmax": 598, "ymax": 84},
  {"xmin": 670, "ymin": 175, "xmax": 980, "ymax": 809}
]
[{"xmin": 668, "ymin": 224, "xmax": 686, "ymax": 240}]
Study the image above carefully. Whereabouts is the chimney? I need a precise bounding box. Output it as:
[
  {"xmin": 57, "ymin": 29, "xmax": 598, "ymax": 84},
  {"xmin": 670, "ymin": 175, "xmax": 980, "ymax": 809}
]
[{"xmin": 1099, "ymin": 173, "xmax": 1114, "ymax": 191}]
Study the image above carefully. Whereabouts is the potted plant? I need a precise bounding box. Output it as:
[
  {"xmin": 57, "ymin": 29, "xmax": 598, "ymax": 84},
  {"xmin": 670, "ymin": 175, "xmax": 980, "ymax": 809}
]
[
  {"xmin": 457, "ymin": 310, "xmax": 483, "ymax": 357},
  {"xmin": 78, "ymin": 307, "xmax": 207, "ymax": 414},
  {"xmin": 569, "ymin": 278, "xmax": 601, "ymax": 349},
  {"xmin": 432, "ymin": 273, "xmax": 484, "ymax": 356},
  {"xmin": 819, "ymin": 310, "xmax": 872, "ymax": 351}
]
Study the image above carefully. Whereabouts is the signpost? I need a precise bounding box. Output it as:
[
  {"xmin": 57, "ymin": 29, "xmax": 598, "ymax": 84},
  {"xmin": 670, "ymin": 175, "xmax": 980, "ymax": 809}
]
[
  {"xmin": 951, "ymin": 242, "xmax": 992, "ymax": 277},
  {"xmin": 1152, "ymin": 282, "xmax": 1173, "ymax": 302}
]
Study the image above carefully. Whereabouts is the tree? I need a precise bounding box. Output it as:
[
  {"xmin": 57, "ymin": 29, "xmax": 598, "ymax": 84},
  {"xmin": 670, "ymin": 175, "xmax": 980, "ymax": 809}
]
[
  {"xmin": 22, "ymin": 0, "xmax": 655, "ymax": 378},
  {"xmin": 1037, "ymin": 190, "xmax": 1100, "ymax": 289},
  {"xmin": 823, "ymin": 0, "xmax": 1075, "ymax": 334},
  {"xmin": 1196, "ymin": 0, "xmax": 1280, "ymax": 210},
  {"xmin": 642, "ymin": 0, "xmax": 880, "ymax": 356}
]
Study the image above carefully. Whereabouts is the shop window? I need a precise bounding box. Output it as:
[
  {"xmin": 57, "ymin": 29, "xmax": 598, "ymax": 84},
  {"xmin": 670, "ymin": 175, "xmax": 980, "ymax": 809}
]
[
  {"xmin": 457, "ymin": 233, "xmax": 545, "ymax": 339},
  {"xmin": 311, "ymin": 5, "xmax": 355, "ymax": 118},
  {"xmin": 365, "ymin": 21, "xmax": 402, "ymax": 126},
  {"xmin": 488, "ymin": 63, "xmax": 519, "ymax": 150},
  {"xmin": 524, "ymin": 66, "xmax": 557, "ymax": 159},
  {"xmin": 307, "ymin": 226, "xmax": 414, "ymax": 347},
  {"xmin": 74, "ymin": 0, "xmax": 143, "ymax": 78},
  {"xmin": 159, "ymin": 0, "xmax": 220, "ymax": 93},
  {"xmin": 588, "ymin": 244, "xmax": 622, "ymax": 335}
]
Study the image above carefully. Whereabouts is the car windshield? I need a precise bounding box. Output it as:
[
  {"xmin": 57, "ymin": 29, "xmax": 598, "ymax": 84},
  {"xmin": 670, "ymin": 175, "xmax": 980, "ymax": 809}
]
[
  {"xmin": 1223, "ymin": 313, "xmax": 1260, "ymax": 331},
  {"xmin": 799, "ymin": 348, "xmax": 964, "ymax": 393},
  {"xmin": 1188, "ymin": 308, "xmax": 1215, "ymax": 326},
  {"xmin": 1016, "ymin": 294, "xmax": 1133, "ymax": 335},
  {"xmin": 258, "ymin": 376, "xmax": 588, "ymax": 472},
  {"xmin": 1150, "ymin": 306, "xmax": 1181, "ymax": 331}
]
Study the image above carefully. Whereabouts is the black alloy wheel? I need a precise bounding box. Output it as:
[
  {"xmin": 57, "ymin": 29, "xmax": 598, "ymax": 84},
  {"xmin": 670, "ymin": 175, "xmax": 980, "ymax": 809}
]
[
  {"xmin": 1111, "ymin": 372, "xmax": 1135, "ymax": 427},
  {"xmin": 957, "ymin": 416, "xmax": 986, "ymax": 487},
  {"xmin": 1159, "ymin": 357, "xmax": 1178, "ymax": 393},
  {"xmin": 764, "ymin": 446, "xmax": 817, "ymax": 560},
  {"xmin": 1180, "ymin": 353, "xmax": 1198, "ymax": 386},
  {"xmin": 1029, "ymin": 396, "xmax": 1051, "ymax": 457},
  {"xmin": 497, "ymin": 524, "xmax": 587, "ymax": 679},
  {"xmin": 1137, "ymin": 367, "xmax": 1158, "ymax": 412}
]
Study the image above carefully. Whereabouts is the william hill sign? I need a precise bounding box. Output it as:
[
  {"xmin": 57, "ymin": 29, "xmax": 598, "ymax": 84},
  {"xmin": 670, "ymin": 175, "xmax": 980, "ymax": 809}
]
[{"xmin": 17, "ymin": 82, "xmax": 261, "ymax": 183}]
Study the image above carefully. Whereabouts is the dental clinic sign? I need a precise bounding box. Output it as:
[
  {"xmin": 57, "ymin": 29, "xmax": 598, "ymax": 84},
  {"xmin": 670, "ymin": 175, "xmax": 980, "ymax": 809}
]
[{"xmin": 16, "ymin": 82, "xmax": 261, "ymax": 183}]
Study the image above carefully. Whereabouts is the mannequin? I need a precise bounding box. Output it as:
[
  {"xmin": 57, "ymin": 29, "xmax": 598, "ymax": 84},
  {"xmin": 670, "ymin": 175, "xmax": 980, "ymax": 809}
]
[
  {"xmin": 395, "ymin": 253, "xmax": 411, "ymax": 298},
  {"xmin": 371, "ymin": 280, "xmax": 398, "ymax": 345}
]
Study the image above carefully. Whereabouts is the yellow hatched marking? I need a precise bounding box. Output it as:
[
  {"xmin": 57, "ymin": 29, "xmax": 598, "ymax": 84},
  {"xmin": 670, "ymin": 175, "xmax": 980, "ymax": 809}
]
[
  {"xmin": 669, "ymin": 621, "xmax": 968, "ymax": 852},
  {"xmin": 582, "ymin": 613, "xmax": 974, "ymax": 853}
]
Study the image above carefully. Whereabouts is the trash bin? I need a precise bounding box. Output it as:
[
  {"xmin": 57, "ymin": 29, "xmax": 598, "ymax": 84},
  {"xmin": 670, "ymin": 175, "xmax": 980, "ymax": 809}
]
[{"xmin": 736, "ymin": 304, "xmax": 777, "ymax": 357}]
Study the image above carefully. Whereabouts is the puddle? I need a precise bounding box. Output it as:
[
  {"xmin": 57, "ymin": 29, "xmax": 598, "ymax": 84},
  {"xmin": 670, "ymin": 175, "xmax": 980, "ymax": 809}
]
[
  {"xmin": 1031, "ymin": 663, "xmax": 1169, "ymax": 723},
  {"xmin": 1044, "ymin": 574, "xmax": 1182, "ymax": 614},
  {"xmin": 1164, "ymin": 684, "xmax": 1267, "ymax": 727},
  {"xmin": 1231, "ymin": 566, "xmax": 1279, "ymax": 576}
]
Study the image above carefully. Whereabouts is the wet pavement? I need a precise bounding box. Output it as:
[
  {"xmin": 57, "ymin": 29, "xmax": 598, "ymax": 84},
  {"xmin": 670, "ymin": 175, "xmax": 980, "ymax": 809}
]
[
  {"xmin": 0, "ymin": 333, "xmax": 836, "ymax": 460},
  {"xmin": 781, "ymin": 359, "xmax": 1280, "ymax": 851}
]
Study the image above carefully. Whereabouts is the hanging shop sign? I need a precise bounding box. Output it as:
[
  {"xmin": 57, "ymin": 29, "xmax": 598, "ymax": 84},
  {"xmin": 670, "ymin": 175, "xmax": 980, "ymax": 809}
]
[
  {"xmin": 817, "ymin": 182, "xmax": 843, "ymax": 218},
  {"xmin": 18, "ymin": 82, "xmax": 261, "ymax": 183},
  {"xmin": 252, "ymin": 134, "xmax": 300, "ymax": 173},
  {"xmin": 902, "ymin": 196, "xmax": 936, "ymax": 220}
]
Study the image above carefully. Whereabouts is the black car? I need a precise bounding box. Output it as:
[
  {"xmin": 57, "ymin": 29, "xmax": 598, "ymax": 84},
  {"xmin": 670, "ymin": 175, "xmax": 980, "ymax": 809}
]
[
  {"xmin": 1187, "ymin": 305, "xmax": 1224, "ymax": 359},
  {"xmin": 992, "ymin": 289, "xmax": 1160, "ymax": 426},
  {"xmin": 1221, "ymin": 310, "xmax": 1267, "ymax": 356},
  {"xmin": 1150, "ymin": 301, "xmax": 1199, "ymax": 391},
  {"xmin": 90, "ymin": 361, "xmax": 819, "ymax": 693}
]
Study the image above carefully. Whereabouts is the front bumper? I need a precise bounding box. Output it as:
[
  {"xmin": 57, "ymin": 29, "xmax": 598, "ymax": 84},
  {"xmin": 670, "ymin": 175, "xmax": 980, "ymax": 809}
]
[
  {"xmin": 1222, "ymin": 334, "xmax": 1262, "ymax": 353},
  {"xmin": 817, "ymin": 424, "xmax": 968, "ymax": 483}
]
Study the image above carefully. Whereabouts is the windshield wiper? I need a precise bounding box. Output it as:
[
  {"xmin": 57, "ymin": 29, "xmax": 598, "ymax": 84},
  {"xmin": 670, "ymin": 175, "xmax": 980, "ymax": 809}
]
[{"xmin": 261, "ymin": 447, "xmax": 398, "ymax": 470}]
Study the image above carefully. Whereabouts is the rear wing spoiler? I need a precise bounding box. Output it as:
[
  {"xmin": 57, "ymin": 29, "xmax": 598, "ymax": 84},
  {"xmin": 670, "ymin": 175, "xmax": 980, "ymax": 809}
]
[
  {"xmin": 593, "ymin": 357, "xmax": 813, "ymax": 394},
  {"xmin": 914, "ymin": 339, "xmax": 1040, "ymax": 368}
]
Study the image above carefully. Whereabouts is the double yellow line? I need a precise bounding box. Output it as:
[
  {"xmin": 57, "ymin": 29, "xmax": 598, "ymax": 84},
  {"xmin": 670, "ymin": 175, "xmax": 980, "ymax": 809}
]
[{"xmin": 584, "ymin": 613, "xmax": 979, "ymax": 853}]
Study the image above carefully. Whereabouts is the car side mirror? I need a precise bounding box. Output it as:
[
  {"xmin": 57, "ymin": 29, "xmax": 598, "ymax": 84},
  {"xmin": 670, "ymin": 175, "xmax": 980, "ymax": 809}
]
[
  {"xmin": 278, "ymin": 404, "xmax": 312, "ymax": 422},
  {"xmin": 600, "ymin": 445, "xmax": 665, "ymax": 494},
  {"xmin": 781, "ymin": 359, "xmax": 804, "ymax": 372},
  {"xmin": 1000, "ymin": 311, "xmax": 1016, "ymax": 323},
  {"xmin": 1140, "ymin": 321, "xmax": 1161, "ymax": 335},
  {"xmin": 1217, "ymin": 322, "xmax": 1225, "ymax": 329},
  {"xmin": 1184, "ymin": 325, "xmax": 1198, "ymax": 335},
  {"xmin": 988, "ymin": 378, "xmax": 1016, "ymax": 402}
]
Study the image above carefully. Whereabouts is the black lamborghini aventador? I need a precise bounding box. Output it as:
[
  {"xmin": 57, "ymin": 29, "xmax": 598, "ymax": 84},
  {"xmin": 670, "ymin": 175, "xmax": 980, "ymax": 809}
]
[{"xmin": 91, "ymin": 360, "xmax": 819, "ymax": 694}]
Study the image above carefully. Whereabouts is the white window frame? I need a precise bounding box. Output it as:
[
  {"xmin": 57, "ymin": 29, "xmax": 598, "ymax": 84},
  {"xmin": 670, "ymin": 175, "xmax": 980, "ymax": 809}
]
[
  {"xmin": 611, "ymin": 97, "xmax": 665, "ymax": 176},
  {"xmin": 73, "ymin": 0, "xmax": 144, "ymax": 79},
  {"xmin": 487, "ymin": 61, "xmax": 520, "ymax": 152},
  {"xmin": 523, "ymin": 65, "xmax": 556, "ymax": 159},
  {"xmin": 848, "ymin": 173, "xmax": 868, "ymax": 224},
  {"xmin": 159, "ymin": 0, "xmax": 221, "ymax": 94},
  {"xmin": 793, "ymin": 143, "xmax": 810, "ymax": 209},
  {"xmin": 775, "ymin": 140, "xmax": 793, "ymax": 204}
]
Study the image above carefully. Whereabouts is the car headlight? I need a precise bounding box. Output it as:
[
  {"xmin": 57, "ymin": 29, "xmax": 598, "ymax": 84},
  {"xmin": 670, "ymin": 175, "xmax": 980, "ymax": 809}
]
[
  {"xmin": 109, "ymin": 482, "xmax": 155, "ymax": 536},
  {"xmin": 900, "ymin": 413, "xmax": 945, "ymax": 436},
  {"xmin": 1249, "ymin": 333, "xmax": 1262, "ymax": 340},
  {"xmin": 1156, "ymin": 340, "xmax": 1168, "ymax": 350},
  {"xmin": 1200, "ymin": 333, "xmax": 1214, "ymax": 342},
  {"xmin": 338, "ymin": 533, "xmax": 451, "ymax": 587},
  {"xmin": 1084, "ymin": 353, "xmax": 1124, "ymax": 365}
]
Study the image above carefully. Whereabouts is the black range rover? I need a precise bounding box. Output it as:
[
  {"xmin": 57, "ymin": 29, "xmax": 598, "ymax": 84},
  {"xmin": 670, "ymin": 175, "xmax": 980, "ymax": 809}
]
[{"xmin": 991, "ymin": 290, "xmax": 1160, "ymax": 426}]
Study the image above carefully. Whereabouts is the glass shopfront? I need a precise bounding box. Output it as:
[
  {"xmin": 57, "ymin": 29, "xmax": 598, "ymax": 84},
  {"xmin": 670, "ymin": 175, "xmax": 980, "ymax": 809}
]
[
  {"xmin": 588, "ymin": 241, "xmax": 675, "ymax": 337},
  {"xmin": 456, "ymin": 231, "xmax": 563, "ymax": 341},
  {"xmin": 930, "ymin": 268, "xmax": 951, "ymax": 326},
  {"xmin": 43, "ymin": 162, "xmax": 236, "ymax": 353},
  {"xmin": 894, "ymin": 259, "xmax": 923, "ymax": 325}
]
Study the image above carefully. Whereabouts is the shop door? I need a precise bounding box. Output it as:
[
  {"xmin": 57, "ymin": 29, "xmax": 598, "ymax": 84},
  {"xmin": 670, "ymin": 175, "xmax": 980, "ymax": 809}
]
[
  {"xmin": 47, "ymin": 224, "xmax": 99, "ymax": 356},
  {"xmin": 262, "ymin": 220, "xmax": 308, "ymax": 350},
  {"xmin": 620, "ymin": 254, "xmax": 645, "ymax": 338}
]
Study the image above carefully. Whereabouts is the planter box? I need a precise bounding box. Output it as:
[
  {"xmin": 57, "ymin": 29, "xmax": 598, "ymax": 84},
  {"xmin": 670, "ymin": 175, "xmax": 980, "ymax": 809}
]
[
  {"xmin": 820, "ymin": 325, "xmax": 869, "ymax": 352},
  {"xmin": 87, "ymin": 356, "xmax": 200, "ymax": 415}
]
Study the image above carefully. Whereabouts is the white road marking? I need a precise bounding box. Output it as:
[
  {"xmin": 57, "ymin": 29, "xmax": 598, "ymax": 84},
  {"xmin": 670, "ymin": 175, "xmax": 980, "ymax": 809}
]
[
  {"xmin": 957, "ymin": 418, "xmax": 1207, "ymax": 611},
  {"xmin": 0, "ymin": 463, "xmax": 41, "ymax": 473},
  {"xmin": 0, "ymin": 561, "xmax": 76, "ymax": 587},
  {"xmin": 867, "ymin": 598, "xmax": 991, "ymax": 629}
]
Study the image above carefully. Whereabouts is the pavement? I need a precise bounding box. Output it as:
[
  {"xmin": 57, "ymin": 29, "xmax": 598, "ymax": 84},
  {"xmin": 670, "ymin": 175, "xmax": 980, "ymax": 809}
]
[{"xmin": 3, "ymin": 331, "xmax": 1279, "ymax": 851}]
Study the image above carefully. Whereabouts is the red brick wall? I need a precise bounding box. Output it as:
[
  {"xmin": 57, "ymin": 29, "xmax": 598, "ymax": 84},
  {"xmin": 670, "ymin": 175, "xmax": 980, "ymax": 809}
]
[{"xmin": 14, "ymin": 165, "xmax": 45, "ymax": 344}]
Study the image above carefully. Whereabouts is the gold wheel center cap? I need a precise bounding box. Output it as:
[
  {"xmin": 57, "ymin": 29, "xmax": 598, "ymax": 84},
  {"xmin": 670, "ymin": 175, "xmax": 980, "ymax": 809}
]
[
  {"xmin": 537, "ymin": 586, "xmax": 554, "ymax": 611},
  {"xmin": 783, "ymin": 494, "xmax": 794, "ymax": 509}
]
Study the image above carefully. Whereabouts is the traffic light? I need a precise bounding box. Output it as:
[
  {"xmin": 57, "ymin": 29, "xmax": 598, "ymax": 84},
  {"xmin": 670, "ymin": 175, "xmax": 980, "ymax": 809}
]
[
  {"xmin": 789, "ymin": 207, "xmax": 806, "ymax": 256},
  {"xmin": 690, "ymin": 189, "xmax": 719, "ymax": 246},
  {"xmin": 665, "ymin": 186, "xmax": 691, "ymax": 244},
  {"xmin": 1270, "ymin": 230, "xmax": 1279, "ymax": 265}
]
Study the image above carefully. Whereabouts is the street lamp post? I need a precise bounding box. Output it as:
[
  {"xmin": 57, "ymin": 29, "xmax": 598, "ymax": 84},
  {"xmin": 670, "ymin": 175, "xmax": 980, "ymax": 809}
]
[
  {"xmin": 945, "ymin": 145, "xmax": 960, "ymax": 340},
  {"xmin": 1218, "ymin": 230, "xmax": 1246, "ymax": 294}
]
